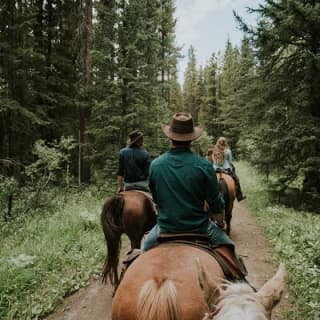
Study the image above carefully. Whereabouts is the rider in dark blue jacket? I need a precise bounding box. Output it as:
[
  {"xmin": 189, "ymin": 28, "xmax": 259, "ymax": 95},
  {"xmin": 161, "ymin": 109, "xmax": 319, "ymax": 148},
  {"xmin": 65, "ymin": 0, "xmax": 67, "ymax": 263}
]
[{"xmin": 117, "ymin": 130, "xmax": 151, "ymax": 193}]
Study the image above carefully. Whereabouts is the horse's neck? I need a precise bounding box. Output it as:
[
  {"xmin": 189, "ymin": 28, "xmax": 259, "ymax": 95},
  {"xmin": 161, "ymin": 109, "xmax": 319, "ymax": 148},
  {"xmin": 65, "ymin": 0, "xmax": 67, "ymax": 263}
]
[{"xmin": 214, "ymin": 284, "xmax": 268, "ymax": 320}]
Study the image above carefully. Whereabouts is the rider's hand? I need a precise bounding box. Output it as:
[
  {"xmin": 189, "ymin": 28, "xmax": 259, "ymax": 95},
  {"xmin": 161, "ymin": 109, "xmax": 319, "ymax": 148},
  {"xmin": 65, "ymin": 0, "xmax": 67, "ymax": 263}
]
[
  {"xmin": 117, "ymin": 187, "xmax": 124, "ymax": 193},
  {"xmin": 216, "ymin": 220, "xmax": 225, "ymax": 229},
  {"xmin": 211, "ymin": 212, "xmax": 225, "ymax": 229}
]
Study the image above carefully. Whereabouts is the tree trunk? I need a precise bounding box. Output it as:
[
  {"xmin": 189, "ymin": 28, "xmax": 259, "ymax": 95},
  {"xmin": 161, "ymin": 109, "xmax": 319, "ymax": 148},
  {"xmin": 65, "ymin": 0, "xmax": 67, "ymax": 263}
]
[{"xmin": 79, "ymin": 0, "xmax": 93, "ymax": 184}]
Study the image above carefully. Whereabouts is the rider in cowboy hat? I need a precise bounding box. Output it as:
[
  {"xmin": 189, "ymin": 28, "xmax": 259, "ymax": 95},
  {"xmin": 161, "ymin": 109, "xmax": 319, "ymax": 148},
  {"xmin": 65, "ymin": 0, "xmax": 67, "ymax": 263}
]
[
  {"xmin": 143, "ymin": 112, "xmax": 233, "ymax": 251},
  {"xmin": 117, "ymin": 129, "xmax": 151, "ymax": 193}
]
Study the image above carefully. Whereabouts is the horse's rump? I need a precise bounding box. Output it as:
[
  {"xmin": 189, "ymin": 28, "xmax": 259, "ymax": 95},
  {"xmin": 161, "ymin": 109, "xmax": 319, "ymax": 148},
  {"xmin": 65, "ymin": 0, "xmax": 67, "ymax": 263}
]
[
  {"xmin": 121, "ymin": 190, "xmax": 156, "ymax": 238},
  {"xmin": 216, "ymin": 172, "xmax": 236, "ymax": 199},
  {"xmin": 112, "ymin": 245, "xmax": 225, "ymax": 320},
  {"xmin": 101, "ymin": 190, "xmax": 156, "ymax": 286},
  {"xmin": 112, "ymin": 245, "xmax": 287, "ymax": 320}
]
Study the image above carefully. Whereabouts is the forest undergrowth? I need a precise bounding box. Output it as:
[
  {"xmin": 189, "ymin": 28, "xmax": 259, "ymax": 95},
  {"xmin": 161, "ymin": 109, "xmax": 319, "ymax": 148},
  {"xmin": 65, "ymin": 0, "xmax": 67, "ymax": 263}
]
[
  {"xmin": 238, "ymin": 161, "xmax": 320, "ymax": 320},
  {"xmin": 0, "ymin": 185, "xmax": 114, "ymax": 320}
]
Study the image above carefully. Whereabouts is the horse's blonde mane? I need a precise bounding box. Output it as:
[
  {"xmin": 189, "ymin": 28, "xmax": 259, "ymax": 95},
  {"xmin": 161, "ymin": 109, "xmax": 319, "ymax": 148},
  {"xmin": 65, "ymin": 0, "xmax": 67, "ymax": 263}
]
[
  {"xmin": 203, "ymin": 283, "xmax": 269, "ymax": 320},
  {"xmin": 137, "ymin": 278, "xmax": 182, "ymax": 320}
]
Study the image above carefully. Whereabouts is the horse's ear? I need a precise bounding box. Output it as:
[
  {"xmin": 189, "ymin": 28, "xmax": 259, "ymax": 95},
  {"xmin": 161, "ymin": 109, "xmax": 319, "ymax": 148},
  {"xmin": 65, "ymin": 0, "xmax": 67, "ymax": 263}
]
[
  {"xmin": 196, "ymin": 259, "xmax": 223, "ymax": 307},
  {"xmin": 256, "ymin": 263, "xmax": 287, "ymax": 316}
]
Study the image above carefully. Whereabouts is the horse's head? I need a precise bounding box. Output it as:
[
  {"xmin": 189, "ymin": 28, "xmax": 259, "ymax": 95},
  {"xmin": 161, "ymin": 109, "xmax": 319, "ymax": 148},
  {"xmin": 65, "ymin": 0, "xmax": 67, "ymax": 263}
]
[{"xmin": 200, "ymin": 263, "xmax": 287, "ymax": 320}]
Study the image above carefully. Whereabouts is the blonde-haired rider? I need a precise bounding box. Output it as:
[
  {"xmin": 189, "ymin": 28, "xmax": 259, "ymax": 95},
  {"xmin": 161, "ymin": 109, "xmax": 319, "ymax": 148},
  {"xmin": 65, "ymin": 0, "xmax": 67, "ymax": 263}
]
[{"xmin": 212, "ymin": 137, "xmax": 246, "ymax": 202}]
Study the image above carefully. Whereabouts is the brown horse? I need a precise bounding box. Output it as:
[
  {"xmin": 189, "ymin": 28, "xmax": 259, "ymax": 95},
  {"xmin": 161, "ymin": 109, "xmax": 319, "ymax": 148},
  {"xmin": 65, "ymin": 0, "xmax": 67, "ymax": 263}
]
[
  {"xmin": 100, "ymin": 190, "xmax": 156, "ymax": 287},
  {"xmin": 216, "ymin": 172, "xmax": 236, "ymax": 235},
  {"xmin": 111, "ymin": 244, "xmax": 286, "ymax": 320}
]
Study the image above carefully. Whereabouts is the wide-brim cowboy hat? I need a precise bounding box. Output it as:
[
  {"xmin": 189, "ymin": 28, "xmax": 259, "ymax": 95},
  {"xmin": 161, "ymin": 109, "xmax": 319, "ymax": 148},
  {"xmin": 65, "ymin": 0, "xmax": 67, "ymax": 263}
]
[
  {"xmin": 162, "ymin": 112, "xmax": 203, "ymax": 141},
  {"xmin": 128, "ymin": 130, "xmax": 144, "ymax": 145}
]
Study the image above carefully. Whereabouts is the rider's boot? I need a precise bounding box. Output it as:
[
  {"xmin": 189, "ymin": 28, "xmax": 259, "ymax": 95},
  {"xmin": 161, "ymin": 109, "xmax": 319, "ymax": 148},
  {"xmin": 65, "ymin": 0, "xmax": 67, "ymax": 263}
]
[
  {"xmin": 230, "ymin": 168, "xmax": 246, "ymax": 202},
  {"xmin": 236, "ymin": 186, "xmax": 246, "ymax": 202}
]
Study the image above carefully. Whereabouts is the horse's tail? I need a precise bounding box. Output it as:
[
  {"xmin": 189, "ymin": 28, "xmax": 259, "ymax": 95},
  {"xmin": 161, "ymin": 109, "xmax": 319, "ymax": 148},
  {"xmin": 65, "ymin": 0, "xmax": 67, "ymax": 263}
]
[
  {"xmin": 100, "ymin": 194, "xmax": 124, "ymax": 285},
  {"xmin": 218, "ymin": 177, "xmax": 229, "ymax": 206},
  {"xmin": 137, "ymin": 278, "xmax": 182, "ymax": 320}
]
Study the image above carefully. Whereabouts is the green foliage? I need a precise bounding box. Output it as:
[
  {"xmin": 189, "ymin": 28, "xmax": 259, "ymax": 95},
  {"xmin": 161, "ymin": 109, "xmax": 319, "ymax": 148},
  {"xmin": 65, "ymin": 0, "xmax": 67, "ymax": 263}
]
[
  {"xmin": 26, "ymin": 137, "xmax": 76, "ymax": 186},
  {"xmin": 0, "ymin": 175, "xmax": 18, "ymax": 199},
  {"xmin": 183, "ymin": 46, "xmax": 199, "ymax": 121},
  {"xmin": 192, "ymin": 131, "xmax": 214, "ymax": 157},
  {"xmin": 0, "ymin": 186, "xmax": 114, "ymax": 320},
  {"xmin": 238, "ymin": 161, "xmax": 320, "ymax": 320},
  {"xmin": 0, "ymin": 175, "xmax": 19, "ymax": 219},
  {"xmin": 233, "ymin": 0, "xmax": 320, "ymax": 204},
  {"xmin": 0, "ymin": 0, "xmax": 83, "ymax": 188},
  {"xmin": 91, "ymin": 0, "xmax": 178, "ymax": 176},
  {"xmin": 0, "ymin": 0, "xmax": 180, "ymax": 188},
  {"xmin": 168, "ymin": 68, "xmax": 183, "ymax": 113},
  {"xmin": 199, "ymin": 54, "xmax": 219, "ymax": 138},
  {"xmin": 0, "ymin": 137, "xmax": 78, "ymax": 220}
]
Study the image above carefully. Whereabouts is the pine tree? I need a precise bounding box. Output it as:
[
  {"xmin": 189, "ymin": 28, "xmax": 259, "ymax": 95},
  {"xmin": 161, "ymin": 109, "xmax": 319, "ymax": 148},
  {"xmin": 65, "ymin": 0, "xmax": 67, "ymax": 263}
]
[
  {"xmin": 159, "ymin": 0, "xmax": 179, "ymax": 107},
  {"xmin": 226, "ymin": 36, "xmax": 255, "ymax": 155},
  {"xmin": 194, "ymin": 66, "xmax": 205, "ymax": 125},
  {"xmin": 183, "ymin": 46, "xmax": 199, "ymax": 122},
  {"xmin": 91, "ymin": 0, "xmax": 179, "ymax": 176},
  {"xmin": 0, "ymin": 0, "xmax": 180, "ymax": 185},
  {"xmin": 199, "ymin": 54, "xmax": 219, "ymax": 138},
  {"xmin": 78, "ymin": 0, "xmax": 93, "ymax": 184},
  {"xmin": 235, "ymin": 0, "xmax": 320, "ymax": 203},
  {"xmin": 168, "ymin": 66, "xmax": 183, "ymax": 113},
  {"xmin": 0, "ymin": 1, "xmax": 48, "ymax": 178},
  {"xmin": 0, "ymin": 1, "xmax": 83, "ymax": 182},
  {"xmin": 216, "ymin": 40, "xmax": 241, "ymax": 149},
  {"xmin": 91, "ymin": 0, "xmax": 119, "ymax": 175}
]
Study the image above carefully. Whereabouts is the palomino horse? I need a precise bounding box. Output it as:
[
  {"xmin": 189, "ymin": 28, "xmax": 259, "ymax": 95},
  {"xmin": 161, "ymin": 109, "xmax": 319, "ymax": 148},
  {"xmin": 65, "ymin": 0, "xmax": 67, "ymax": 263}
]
[
  {"xmin": 111, "ymin": 244, "xmax": 286, "ymax": 320},
  {"xmin": 216, "ymin": 171, "xmax": 236, "ymax": 235},
  {"xmin": 100, "ymin": 190, "xmax": 156, "ymax": 287}
]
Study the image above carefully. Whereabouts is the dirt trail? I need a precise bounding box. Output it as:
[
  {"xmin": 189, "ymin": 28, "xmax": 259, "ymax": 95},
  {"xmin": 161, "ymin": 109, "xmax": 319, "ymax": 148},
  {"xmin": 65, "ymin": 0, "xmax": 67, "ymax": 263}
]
[{"xmin": 45, "ymin": 201, "xmax": 290, "ymax": 320}]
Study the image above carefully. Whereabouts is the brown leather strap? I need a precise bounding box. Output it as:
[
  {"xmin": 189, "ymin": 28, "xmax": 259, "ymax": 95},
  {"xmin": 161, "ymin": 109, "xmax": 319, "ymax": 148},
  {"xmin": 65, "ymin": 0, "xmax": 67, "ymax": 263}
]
[
  {"xmin": 158, "ymin": 233, "xmax": 210, "ymax": 245},
  {"xmin": 157, "ymin": 241, "xmax": 247, "ymax": 281}
]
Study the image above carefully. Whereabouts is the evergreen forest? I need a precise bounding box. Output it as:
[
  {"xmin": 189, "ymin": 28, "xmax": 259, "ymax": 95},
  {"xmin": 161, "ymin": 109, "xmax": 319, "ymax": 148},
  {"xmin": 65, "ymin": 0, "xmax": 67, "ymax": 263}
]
[{"xmin": 1, "ymin": 0, "xmax": 320, "ymax": 220}]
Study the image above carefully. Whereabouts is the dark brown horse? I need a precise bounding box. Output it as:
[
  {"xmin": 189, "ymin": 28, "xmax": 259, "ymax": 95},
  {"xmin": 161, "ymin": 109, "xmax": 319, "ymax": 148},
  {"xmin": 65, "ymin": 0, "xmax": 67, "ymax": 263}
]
[
  {"xmin": 216, "ymin": 172, "xmax": 236, "ymax": 235},
  {"xmin": 111, "ymin": 244, "xmax": 286, "ymax": 320},
  {"xmin": 100, "ymin": 190, "xmax": 156, "ymax": 287}
]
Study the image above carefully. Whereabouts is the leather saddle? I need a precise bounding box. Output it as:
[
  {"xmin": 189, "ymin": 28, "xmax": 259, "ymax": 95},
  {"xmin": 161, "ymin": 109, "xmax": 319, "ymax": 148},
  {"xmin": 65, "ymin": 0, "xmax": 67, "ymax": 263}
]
[
  {"xmin": 125, "ymin": 185, "xmax": 150, "ymax": 193},
  {"xmin": 157, "ymin": 233, "xmax": 248, "ymax": 281}
]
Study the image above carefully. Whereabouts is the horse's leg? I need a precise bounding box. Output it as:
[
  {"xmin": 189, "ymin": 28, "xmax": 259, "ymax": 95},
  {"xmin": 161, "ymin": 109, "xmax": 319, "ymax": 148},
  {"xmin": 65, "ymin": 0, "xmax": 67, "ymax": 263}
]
[{"xmin": 225, "ymin": 208, "xmax": 232, "ymax": 235}]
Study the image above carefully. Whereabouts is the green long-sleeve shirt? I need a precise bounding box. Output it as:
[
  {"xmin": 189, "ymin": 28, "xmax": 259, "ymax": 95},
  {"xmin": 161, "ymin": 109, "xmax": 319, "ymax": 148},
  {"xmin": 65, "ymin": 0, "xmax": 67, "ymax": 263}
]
[{"xmin": 149, "ymin": 148, "xmax": 225, "ymax": 234}]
